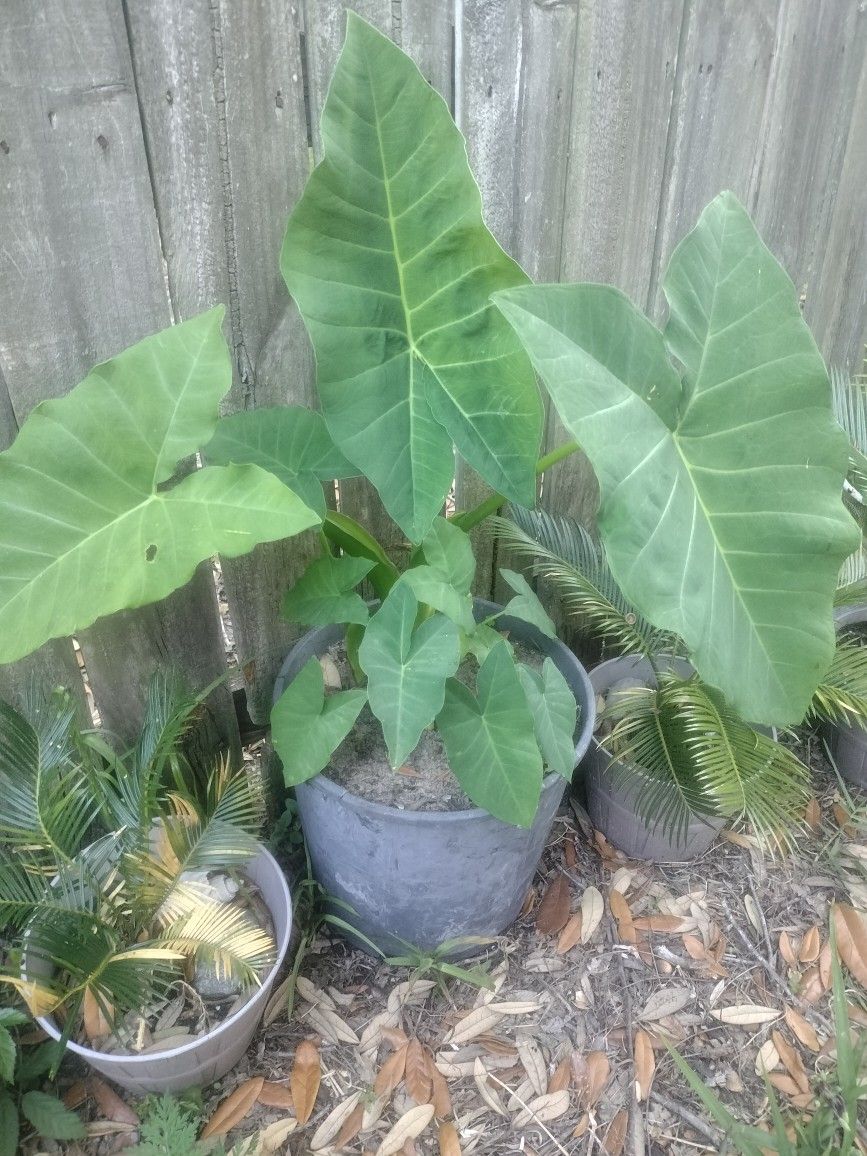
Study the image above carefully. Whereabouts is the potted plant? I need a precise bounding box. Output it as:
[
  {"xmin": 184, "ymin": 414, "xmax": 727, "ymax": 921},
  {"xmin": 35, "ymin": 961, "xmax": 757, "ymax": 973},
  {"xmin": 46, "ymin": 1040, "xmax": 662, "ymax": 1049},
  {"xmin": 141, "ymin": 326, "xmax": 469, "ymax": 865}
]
[
  {"xmin": 490, "ymin": 192, "xmax": 859, "ymax": 857},
  {"xmin": 0, "ymin": 677, "xmax": 292, "ymax": 1095}
]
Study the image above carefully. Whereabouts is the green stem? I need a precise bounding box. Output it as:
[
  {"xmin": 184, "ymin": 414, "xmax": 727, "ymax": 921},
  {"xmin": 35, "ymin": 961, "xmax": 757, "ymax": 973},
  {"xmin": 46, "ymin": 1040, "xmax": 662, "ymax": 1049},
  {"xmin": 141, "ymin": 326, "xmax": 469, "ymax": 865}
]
[{"xmin": 451, "ymin": 441, "xmax": 579, "ymax": 532}]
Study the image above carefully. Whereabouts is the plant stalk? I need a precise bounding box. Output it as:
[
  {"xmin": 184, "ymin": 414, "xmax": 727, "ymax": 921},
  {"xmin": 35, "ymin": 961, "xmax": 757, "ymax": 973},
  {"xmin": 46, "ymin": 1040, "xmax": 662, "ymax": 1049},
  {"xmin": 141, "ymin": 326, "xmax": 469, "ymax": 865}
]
[{"xmin": 452, "ymin": 440, "xmax": 579, "ymax": 532}]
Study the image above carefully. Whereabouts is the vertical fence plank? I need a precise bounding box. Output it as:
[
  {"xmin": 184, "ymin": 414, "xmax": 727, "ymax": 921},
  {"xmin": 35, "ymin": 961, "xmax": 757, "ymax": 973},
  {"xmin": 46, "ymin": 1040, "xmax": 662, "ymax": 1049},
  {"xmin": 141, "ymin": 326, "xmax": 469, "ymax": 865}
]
[
  {"xmin": 0, "ymin": 0, "xmax": 233, "ymax": 745},
  {"xmin": 751, "ymin": 0, "xmax": 867, "ymax": 369},
  {"xmin": 541, "ymin": 0, "xmax": 683, "ymax": 535}
]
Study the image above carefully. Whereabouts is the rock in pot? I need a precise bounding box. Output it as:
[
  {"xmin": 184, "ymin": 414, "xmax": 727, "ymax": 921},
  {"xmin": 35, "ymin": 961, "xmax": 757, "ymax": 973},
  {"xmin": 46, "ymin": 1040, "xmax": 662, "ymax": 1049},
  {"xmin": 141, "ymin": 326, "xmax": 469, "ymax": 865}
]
[{"xmin": 826, "ymin": 604, "xmax": 867, "ymax": 787}]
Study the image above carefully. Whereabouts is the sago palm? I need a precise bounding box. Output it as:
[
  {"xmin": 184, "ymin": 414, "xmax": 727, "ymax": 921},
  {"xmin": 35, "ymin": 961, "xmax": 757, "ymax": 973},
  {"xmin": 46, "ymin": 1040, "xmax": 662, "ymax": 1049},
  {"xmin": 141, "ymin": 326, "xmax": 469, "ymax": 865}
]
[{"xmin": 0, "ymin": 677, "xmax": 274, "ymax": 1049}]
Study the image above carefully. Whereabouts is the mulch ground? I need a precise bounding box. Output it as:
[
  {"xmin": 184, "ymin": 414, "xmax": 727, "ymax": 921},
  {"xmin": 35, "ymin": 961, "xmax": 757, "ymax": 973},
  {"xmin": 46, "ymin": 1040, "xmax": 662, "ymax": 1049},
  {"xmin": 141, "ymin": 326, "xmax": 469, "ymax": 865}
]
[{"xmin": 44, "ymin": 730, "xmax": 867, "ymax": 1156}]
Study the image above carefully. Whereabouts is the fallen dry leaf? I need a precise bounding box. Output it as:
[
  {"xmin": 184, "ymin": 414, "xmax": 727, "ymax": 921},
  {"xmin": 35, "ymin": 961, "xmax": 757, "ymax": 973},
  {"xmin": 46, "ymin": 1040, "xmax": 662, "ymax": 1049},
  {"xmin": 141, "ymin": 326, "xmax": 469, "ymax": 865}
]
[
  {"xmin": 83, "ymin": 989, "xmax": 111, "ymax": 1042},
  {"xmin": 833, "ymin": 903, "xmax": 867, "ymax": 989},
  {"xmin": 512, "ymin": 1089, "xmax": 570, "ymax": 1128},
  {"xmin": 86, "ymin": 1077, "xmax": 139, "ymax": 1126},
  {"xmin": 306, "ymin": 1004, "xmax": 360, "ymax": 1045},
  {"xmin": 601, "ymin": 1108, "xmax": 628, "ymax": 1156},
  {"xmin": 375, "ymin": 1041, "xmax": 409, "ymax": 1097},
  {"xmin": 768, "ymin": 1072, "xmax": 804, "ymax": 1099},
  {"xmin": 405, "ymin": 1039, "xmax": 434, "ymax": 1104},
  {"xmin": 634, "ymin": 1030, "xmax": 655, "ymax": 1102},
  {"xmin": 257, "ymin": 1081, "xmax": 293, "ymax": 1110},
  {"xmin": 818, "ymin": 941, "xmax": 832, "ymax": 989},
  {"xmin": 800, "ymin": 964, "xmax": 826, "ymax": 1004},
  {"xmin": 430, "ymin": 1066, "xmax": 452, "ymax": 1118},
  {"xmin": 632, "ymin": 915, "xmax": 687, "ymax": 933},
  {"xmin": 573, "ymin": 1050, "xmax": 609, "ymax": 1109},
  {"xmin": 744, "ymin": 895, "xmax": 763, "ymax": 935},
  {"xmin": 755, "ymin": 1039, "xmax": 780, "ymax": 1075},
  {"xmin": 682, "ymin": 933, "xmax": 707, "ymax": 961},
  {"xmin": 799, "ymin": 926, "xmax": 821, "ymax": 964},
  {"xmin": 387, "ymin": 979, "xmax": 436, "ymax": 1014},
  {"xmin": 772, "ymin": 1030, "xmax": 810, "ymax": 1095},
  {"xmin": 335, "ymin": 1103, "xmax": 365, "ymax": 1149},
  {"xmin": 311, "ymin": 1092, "xmax": 363, "ymax": 1150},
  {"xmin": 535, "ymin": 874, "xmax": 571, "ymax": 935},
  {"xmin": 445, "ymin": 1005, "xmax": 504, "ymax": 1044},
  {"xmin": 548, "ymin": 1054, "xmax": 572, "ymax": 1094},
  {"xmin": 834, "ymin": 803, "xmax": 856, "ymax": 835},
  {"xmin": 517, "ymin": 1036, "xmax": 547, "ymax": 1098},
  {"xmin": 201, "ymin": 1077, "xmax": 265, "ymax": 1140},
  {"xmin": 573, "ymin": 1111, "xmax": 590, "ymax": 1138},
  {"xmin": 376, "ymin": 1104, "xmax": 436, "ymax": 1155},
  {"xmin": 609, "ymin": 889, "xmax": 636, "ymax": 944},
  {"xmin": 438, "ymin": 1121, "xmax": 462, "ymax": 1155},
  {"xmin": 580, "ymin": 886, "xmax": 604, "ymax": 943},
  {"xmin": 290, "ymin": 1039, "xmax": 321, "ymax": 1126},
  {"xmin": 638, "ymin": 987, "xmax": 692, "ymax": 1022},
  {"xmin": 710, "ymin": 1004, "xmax": 780, "ymax": 1026},
  {"xmin": 564, "ymin": 834, "xmax": 577, "ymax": 869},
  {"xmin": 784, "ymin": 1007, "xmax": 821, "ymax": 1052},
  {"xmin": 779, "ymin": 931, "xmax": 799, "ymax": 968},
  {"xmin": 63, "ymin": 1081, "xmax": 88, "ymax": 1111},
  {"xmin": 556, "ymin": 912, "xmax": 583, "ymax": 954},
  {"xmin": 473, "ymin": 1058, "xmax": 508, "ymax": 1116},
  {"xmin": 487, "ymin": 1000, "xmax": 541, "ymax": 1015},
  {"xmin": 804, "ymin": 797, "xmax": 822, "ymax": 831},
  {"xmin": 258, "ymin": 1117, "xmax": 297, "ymax": 1152}
]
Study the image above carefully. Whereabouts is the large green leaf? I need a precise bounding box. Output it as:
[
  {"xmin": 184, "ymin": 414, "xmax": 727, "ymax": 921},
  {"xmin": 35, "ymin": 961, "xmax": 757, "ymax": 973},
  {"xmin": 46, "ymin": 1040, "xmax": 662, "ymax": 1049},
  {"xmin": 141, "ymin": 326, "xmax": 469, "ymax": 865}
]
[
  {"xmin": 20, "ymin": 1092, "xmax": 85, "ymax": 1141},
  {"xmin": 0, "ymin": 1094, "xmax": 19, "ymax": 1156},
  {"xmin": 437, "ymin": 640, "xmax": 543, "ymax": 826},
  {"xmin": 495, "ymin": 192, "xmax": 858, "ymax": 726},
  {"xmin": 517, "ymin": 659, "xmax": 577, "ymax": 781},
  {"xmin": 397, "ymin": 569, "xmax": 474, "ymax": 632},
  {"xmin": 204, "ymin": 405, "xmax": 359, "ymax": 516},
  {"xmin": 281, "ymin": 553, "xmax": 375, "ymax": 627},
  {"xmin": 498, "ymin": 569, "xmax": 557, "ymax": 639},
  {"xmin": 0, "ymin": 1026, "xmax": 14, "ymax": 1085},
  {"xmin": 418, "ymin": 518, "xmax": 476, "ymax": 593},
  {"xmin": 281, "ymin": 13, "xmax": 541, "ymax": 542},
  {"xmin": 271, "ymin": 658, "xmax": 367, "ymax": 786},
  {"xmin": 358, "ymin": 583, "xmax": 460, "ymax": 766},
  {"xmin": 0, "ymin": 310, "xmax": 319, "ymax": 664}
]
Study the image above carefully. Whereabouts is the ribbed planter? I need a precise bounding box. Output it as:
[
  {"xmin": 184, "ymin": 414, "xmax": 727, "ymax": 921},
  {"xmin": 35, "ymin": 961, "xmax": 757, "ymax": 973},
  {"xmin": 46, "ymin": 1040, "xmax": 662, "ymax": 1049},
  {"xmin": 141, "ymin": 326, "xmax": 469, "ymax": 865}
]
[
  {"xmin": 581, "ymin": 655, "xmax": 724, "ymax": 861},
  {"xmin": 273, "ymin": 599, "xmax": 595, "ymax": 956},
  {"xmin": 826, "ymin": 604, "xmax": 867, "ymax": 787},
  {"xmin": 28, "ymin": 847, "xmax": 292, "ymax": 1095}
]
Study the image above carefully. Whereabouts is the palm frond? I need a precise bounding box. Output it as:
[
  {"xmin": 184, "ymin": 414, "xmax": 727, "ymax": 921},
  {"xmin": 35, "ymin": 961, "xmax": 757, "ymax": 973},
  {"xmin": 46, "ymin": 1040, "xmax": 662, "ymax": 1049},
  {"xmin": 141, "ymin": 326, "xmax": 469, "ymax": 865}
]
[
  {"xmin": 0, "ymin": 696, "xmax": 99, "ymax": 867},
  {"xmin": 606, "ymin": 676, "xmax": 809, "ymax": 849},
  {"xmin": 831, "ymin": 365, "xmax": 867, "ymax": 489},
  {"xmin": 492, "ymin": 507, "xmax": 673, "ymax": 657},
  {"xmin": 157, "ymin": 897, "xmax": 275, "ymax": 986},
  {"xmin": 809, "ymin": 637, "xmax": 867, "ymax": 726}
]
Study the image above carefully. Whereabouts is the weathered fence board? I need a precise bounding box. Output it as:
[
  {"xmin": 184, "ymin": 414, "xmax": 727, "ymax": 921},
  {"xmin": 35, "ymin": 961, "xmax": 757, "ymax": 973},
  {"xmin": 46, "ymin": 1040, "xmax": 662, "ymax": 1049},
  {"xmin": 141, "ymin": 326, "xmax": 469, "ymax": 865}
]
[{"xmin": 1, "ymin": 0, "xmax": 866, "ymax": 743}]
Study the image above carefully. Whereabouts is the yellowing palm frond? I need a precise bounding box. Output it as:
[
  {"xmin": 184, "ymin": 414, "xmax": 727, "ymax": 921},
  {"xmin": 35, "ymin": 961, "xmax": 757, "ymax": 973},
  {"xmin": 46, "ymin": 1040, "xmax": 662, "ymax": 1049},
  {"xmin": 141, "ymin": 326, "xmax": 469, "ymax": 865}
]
[{"xmin": 809, "ymin": 637, "xmax": 867, "ymax": 726}]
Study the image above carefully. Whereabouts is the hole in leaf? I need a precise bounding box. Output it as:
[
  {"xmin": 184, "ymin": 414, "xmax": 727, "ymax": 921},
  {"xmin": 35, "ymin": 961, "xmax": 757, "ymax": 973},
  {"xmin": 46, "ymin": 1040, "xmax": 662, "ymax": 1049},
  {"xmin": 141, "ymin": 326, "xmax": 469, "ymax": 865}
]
[{"xmin": 145, "ymin": 544, "xmax": 157, "ymax": 562}]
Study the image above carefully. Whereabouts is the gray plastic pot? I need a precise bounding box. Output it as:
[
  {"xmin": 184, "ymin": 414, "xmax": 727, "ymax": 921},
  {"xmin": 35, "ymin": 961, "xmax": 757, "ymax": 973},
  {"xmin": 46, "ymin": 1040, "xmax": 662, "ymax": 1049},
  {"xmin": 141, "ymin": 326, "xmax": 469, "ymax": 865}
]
[
  {"xmin": 826, "ymin": 604, "xmax": 867, "ymax": 787},
  {"xmin": 582, "ymin": 655, "xmax": 725, "ymax": 861},
  {"xmin": 28, "ymin": 847, "xmax": 292, "ymax": 1095},
  {"xmin": 273, "ymin": 599, "xmax": 595, "ymax": 956}
]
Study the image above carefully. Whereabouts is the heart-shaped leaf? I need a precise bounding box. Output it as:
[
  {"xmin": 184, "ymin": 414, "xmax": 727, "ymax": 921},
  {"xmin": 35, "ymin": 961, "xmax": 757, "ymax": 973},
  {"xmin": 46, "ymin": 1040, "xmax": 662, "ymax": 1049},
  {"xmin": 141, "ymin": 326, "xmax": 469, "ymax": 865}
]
[
  {"xmin": 282, "ymin": 14, "xmax": 541, "ymax": 542},
  {"xmin": 518, "ymin": 659, "xmax": 577, "ymax": 779},
  {"xmin": 205, "ymin": 405, "xmax": 359, "ymax": 515},
  {"xmin": 0, "ymin": 309, "xmax": 320, "ymax": 664},
  {"xmin": 359, "ymin": 583, "xmax": 460, "ymax": 766},
  {"xmin": 271, "ymin": 658, "xmax": 366, "ymax": 786},
  {"xmin": 495, "ymin": 193, "xmax": 857, "ymax": 726},
  {"xmin": 281, "ymin": 553, "xmax": 375, "ymax": 626},
  {"xmin": 499, "ymin": 570, "xmax": 557, "ymax": 638},
  {"xmin": 397, "ymin": 569, "xmax": 474, "ymax": 631},
  {"xmin": 437, "ymin": 640, "xmax": 542, "ymax": 825},
  {"xmin": 419, "ymin": 518, "xmax": 476, "ymax": 593}
]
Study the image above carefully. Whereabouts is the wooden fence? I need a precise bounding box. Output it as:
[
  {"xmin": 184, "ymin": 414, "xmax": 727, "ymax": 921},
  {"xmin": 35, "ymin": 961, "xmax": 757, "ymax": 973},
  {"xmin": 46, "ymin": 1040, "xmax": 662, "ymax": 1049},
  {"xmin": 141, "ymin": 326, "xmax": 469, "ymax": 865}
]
[{"xmin": 1, "ymin": 0, "xmax": 865, "ymax": 751}]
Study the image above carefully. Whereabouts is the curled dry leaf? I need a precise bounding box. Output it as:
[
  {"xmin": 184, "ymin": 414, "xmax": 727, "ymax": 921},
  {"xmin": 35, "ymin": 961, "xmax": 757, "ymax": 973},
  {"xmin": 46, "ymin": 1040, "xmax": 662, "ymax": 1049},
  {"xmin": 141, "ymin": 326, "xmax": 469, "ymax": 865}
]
[
  {"xmin": 829, "ymin": 905, "xmax": 864, "ymax": 985},
  {"xmin": 779, "ymin": 931, "xmax": 799, "ymax": 968},
  {"xmin": 633, "ymin": 1030, "xmax": 655, "ymax": 1102},
  {"xmin": 263, "ymin": 973, "xmax": 293, "ymax": 1026},
  {"xmin": 444, "ymin": 1005, "xmax": 504, "ymax": 1044},
  {"xmin": 375, "ymin": 1104, "xmax": 436, "ymax": 1155},
  {"xmin": 430, "ymin": 1066, "xmax": 452, "ymax": 1118},
  {"xmin": 804, "ymin": 797, "xmax": 821, "ymax": 831},
  {"xmin": 86, "ymin": 1077, "xmax": 139, "ymax": 1126},
  {"xmin": 257, "ymin": 1081, "xmax": 293, "ymax": 1110},
  {"xmin": 307, "ymin": 1005, "xmax": 360, "ymax": 1045},
  {"xmin": 710, "ymin": 1005, "xmax": 780, "ymax": 1026},
  {"xmin": 388, "ymin": 980, "xmax": 436, "ymax": 1014},
  {"xmin": 755, "ymin": 1039, "xmax": 780, "ymax": 1075},
  {"xmin": 382, "ymin": 1025, "xmax": 410, "ymax": 1050},
  {"xmin": 375, "ymin": 1041, "xmax": 409, "ymax": 1098},
  {"xmin": 512, "ymin": 1090, "xmax": 570, "ymax": 1129},
  {"xmin": 799, "ymin": 926, "xmax": 821, "ymax": 964},
  {"xmin": 201, "ymin": 1077, "xmax": 265, "ymax": 1140},
  {"xmin": 564, "ymin": 834, "xmax": 577, "ymax": 869},
  {"xmin": 487, "ymin": 1000, "xmax": 541, "ymax": 1015},
  {"xmin": 768, "ymin": 1072, "xmax": 804, "ymax": 1099},
  {"xmin": 296, "ymin": 975, "xmax": 336, "ymax": 1009},
  {"xmin": 771, "ymin": 1030, "xmax": 810, "ymax": 1095},
  {"xmin": 83, "ymin": 988, "xmax": 111, "ymax": 1041},
  {"xmin": 609, "ymin": 888, "xmax": 636, "ymax": 944},
  {"xmin": 818, "ymin": 941, "xmax": 832, "ymax": 989},
  {"xmin": 601, "ymin": 1108, "xmax": 628, "ymax": 1156},
  {"xmin": 438, "ymin": 1121, "xmax": 462, "ymax": 1156},
  {"xmin": 259, "ymin": 1117, "xmax": 298, "ymax": 1152},
  {"xmin": 573, "ymin": 1050, "xmax": 609, "ymax": 1109},
  {"xmin": 547, "ymin": 1054, "xmax": 572, "ymax": 1094},
  {"xmin": 310, "ymin": 1092, "xmax": 362, "ymax": 1150},
  {"xmin": 638, "ymin": 987, "xmax": 692, "ymax": 1022},
  {"xmin": 63, "ymin": 1081, "xmax": 88, "ymax": 1110},
  {"xmin": 335, "ymin": 1103, "xmax": 365, "ymax": 1149},
  {"xmin": 473, "ymin": 1058, "xmax": 508, "ymax": 1116},
  {"xmin": 535, "ymin": 874, "xmax": 571, "ymax": 935},
  {"xmin": 580, "ymin": 886, "xmax": 604, "ymax": 943},
  {"xmin": 405, "ymin": 1039, "xmax": 434, "ymax": 1105},
  {"xmin": 290, "ymin": 1039, "xmax": 321, "ymax": 1126},
  {"xmin": 556, "ymin": 912, "xmax": 583, "ymax": 954},
  {"xmin": 682, "ymin": 933, "xmax": 707, "ymax": 962},
  {"xmin": 632, "ymin": 915, "xmax": 687, "ymax": 933},
  {"xmin": 784, "ymin": 1007, "xmax": 821, "ymax": 1052},
  {"xmin": 743, "ymin": 895, "xmax": 763, "ymax": 935},
  {"xmin": 516, "ymin": 1036, "xmax": 547, "ymax": 1098}
]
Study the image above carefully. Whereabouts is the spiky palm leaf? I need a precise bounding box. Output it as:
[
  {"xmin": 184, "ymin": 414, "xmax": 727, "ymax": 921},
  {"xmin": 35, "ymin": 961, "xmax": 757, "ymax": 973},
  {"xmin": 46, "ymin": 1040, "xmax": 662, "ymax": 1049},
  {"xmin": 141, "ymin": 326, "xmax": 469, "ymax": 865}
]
[
  {"xmin": 604, "ymin": 675, "xmax": 810, "ymax": 848},
  {"xmin": 831, "ymin": 365, "xmax": 867, "ymax": 492},
  {"xmin": 0, "ymin": 694, "xmax": 100, "ymax": 868},
  {"xmin": 492, "ymin": 506, "xmax": 673, "ymax": 657},
  {"xmin": 809, "ymin": 637, "xmax": 867, "ymax": 727},
  {"xmin": 155, "ymin": 887, "xmax": 275, "ymax": 985}
]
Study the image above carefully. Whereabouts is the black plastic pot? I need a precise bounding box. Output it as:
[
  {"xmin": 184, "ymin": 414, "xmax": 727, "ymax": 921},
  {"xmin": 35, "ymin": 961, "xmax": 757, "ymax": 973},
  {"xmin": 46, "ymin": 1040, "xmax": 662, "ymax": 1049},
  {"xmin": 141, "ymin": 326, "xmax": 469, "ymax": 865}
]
[
  {"xmin": 272, "ymin": 599, "xmax": 595, "ymax": 955},
  {"xmin": 826, "ymin": 605, "xmax": 867, "ymax": 787},
  {"xmin": 580, "ymin": 655, "xmax": 724, "ymax": 861}
]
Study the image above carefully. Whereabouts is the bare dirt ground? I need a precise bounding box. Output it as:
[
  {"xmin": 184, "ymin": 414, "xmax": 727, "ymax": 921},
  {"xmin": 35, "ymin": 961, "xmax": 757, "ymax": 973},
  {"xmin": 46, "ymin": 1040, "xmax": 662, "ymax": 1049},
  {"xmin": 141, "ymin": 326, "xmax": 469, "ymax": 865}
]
[{"xmin": 46, "ymin": 732, "xmax": 867, "ymax": 1156}]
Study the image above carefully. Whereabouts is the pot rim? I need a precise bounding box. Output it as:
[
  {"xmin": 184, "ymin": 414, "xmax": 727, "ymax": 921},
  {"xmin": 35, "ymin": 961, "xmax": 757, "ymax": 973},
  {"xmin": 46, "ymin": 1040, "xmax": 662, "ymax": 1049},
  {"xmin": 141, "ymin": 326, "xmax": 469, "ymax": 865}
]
[{"xmin": 30, "ymin": 846, "xmax": 292, "ymax": 1068}]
